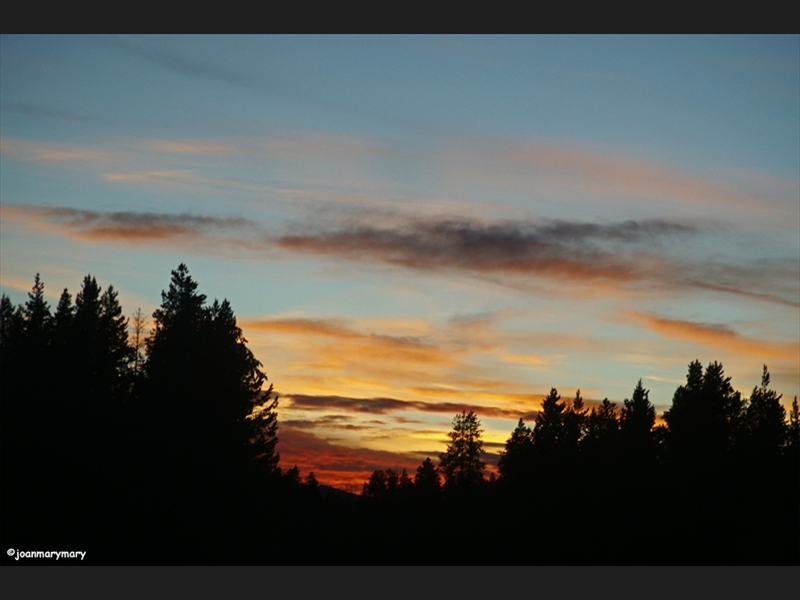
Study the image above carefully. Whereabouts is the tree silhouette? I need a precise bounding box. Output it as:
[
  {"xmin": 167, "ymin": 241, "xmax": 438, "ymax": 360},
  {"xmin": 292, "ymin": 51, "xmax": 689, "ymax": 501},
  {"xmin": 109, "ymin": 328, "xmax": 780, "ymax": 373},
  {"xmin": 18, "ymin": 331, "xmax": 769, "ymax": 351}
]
[
  {"xmin": 788, "ymin": 397, "xmax": 800, "ymax": 458},
  {"xmin": 141, "ymin": 264, "xmax": 277, "ymax": 481},
  {"xmin": 619, "ymin": 379, "xmax": 656, "ymax": 468},
  {"xmin": 583, "ymin": 398, "xmax": 619, "ymax": 452},
  {"xmin": 3, "ymin": 269, "xmax": 798, "ymax": 564},
  {"xmin": 563, "ymin": 389, "xmax": 587, "ymax": 451},
  {"xmin": 23, "ymin": 273, "xmax": 51, "ymax": 339},
  {"xmin": 246, "ymin": 385, "xmax": 280, "ymax": 475},
  {"xmin": 534, "ymin": 388, "xmax": 566, "ymax": 449},
  {"xmin": 439, "ymin": 411, "xmax": 486, "ymax": 488},
  {"xmin": 130, "ymin": 307, "xmax": 148, "ymax": 376},
  {"xmin": 620, "ymin": 380, "xmax": 655, "ymax": 436},
  {"xmin": 742, "ymin": 366, "xmax": 785, "ymax": 461},
  {"xmin": 414, "ymin": 457, "xmax": 441, "ymax": 494},
  {"xmin": 74, "ymin": 278, "xmax": 132, "ymax": 405},
  {"xmin": 498, "ymin": 418, "xmax": 534, "ymax": 485},
  {"xmin": 663, "ymin": 360, "xmax": 743, "ymax": 461}
]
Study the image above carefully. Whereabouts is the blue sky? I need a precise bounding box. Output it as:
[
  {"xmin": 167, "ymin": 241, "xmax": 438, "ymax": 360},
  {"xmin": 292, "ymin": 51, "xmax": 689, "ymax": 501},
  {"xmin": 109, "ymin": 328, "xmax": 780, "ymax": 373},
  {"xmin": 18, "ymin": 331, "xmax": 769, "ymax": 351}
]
[{"xmin": 2, "ymin": 35, "xmax": 798, "ymax": 488}]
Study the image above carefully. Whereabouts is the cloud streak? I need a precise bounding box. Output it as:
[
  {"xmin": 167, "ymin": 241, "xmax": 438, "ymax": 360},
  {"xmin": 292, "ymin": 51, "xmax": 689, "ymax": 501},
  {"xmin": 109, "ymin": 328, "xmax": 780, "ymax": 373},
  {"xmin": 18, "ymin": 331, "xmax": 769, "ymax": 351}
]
[
  {"xmin": 6, "ymin": 205, "xmax": 796, "ymax": 307},
  {"xmin": 449, "ymin": 140, "xmax": 800, "ymax": 221},
  {"xmin": 284, "ymin": 393, "xmax": 539, "ymax": 421},
  {"xmin": 276, "ymin": 218, "xmax": 694, "ymax": 283},
  {"xmin": 1, "ymin": 137, "xmax": 112, "ymax": 163},
  {"xmin": 627, "ymin": 311, "xmax": 799, "ymax": 361},
  {"xmin": 244, "ymin": 316, "xmax": 457, "ymax": 370},
  {"xmin": 3, "ymin": 205, "xmax": 254, "ymax": 242}
]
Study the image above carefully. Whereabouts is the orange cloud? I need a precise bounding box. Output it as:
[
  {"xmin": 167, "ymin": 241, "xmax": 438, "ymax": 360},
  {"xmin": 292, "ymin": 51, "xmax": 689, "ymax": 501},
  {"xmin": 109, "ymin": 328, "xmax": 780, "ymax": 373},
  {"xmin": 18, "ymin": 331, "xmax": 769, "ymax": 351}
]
[
  {"xmin": 626, "ymin": 311, "xmax": 799, "ymax": 361},
  {"xmin": 242, "ymin": 316, "xmax": 457, "ymax": 369}
]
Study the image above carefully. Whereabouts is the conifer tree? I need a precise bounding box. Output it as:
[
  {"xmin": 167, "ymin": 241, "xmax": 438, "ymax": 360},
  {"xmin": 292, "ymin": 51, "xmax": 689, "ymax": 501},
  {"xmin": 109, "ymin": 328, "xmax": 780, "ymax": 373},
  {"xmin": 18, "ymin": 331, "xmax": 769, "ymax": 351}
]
[
  {"xmin": 534, "ymin": 388, "xmax": 566, "ymax": 449},
  {"xmin": 664, "ymin": 361, "xmax": 742, "ymax": 459},
  {"xmin": 414, "ymin": 457, "xmax": 441, "ymax": 493},
  {"xmin": 787, "ymin": 397, "xmax": 799, "ymax": 459},
  {"xmin": 23, "ymin": 273, "xmax": 51, "ymax": 338},
  {"xmin": 584, "ymin": 399, "xmax": 619, "ymax": 450},
  {"xmin": 743, "ymin": 366, "xmax": 786, "ymax": 461},
  {"xmin": 563, "ymin": 390, "xmax": 587, "ymax": 450},
  {"xmin": 620, "ymin": 379, "xmax": 656, "ymax": 436},
  {"xmin": 498, "ymin": 418, "xmax": 534, "ymax": 482},
  {"xmin": 142, "ymin": 264, "xmax": 277, "ymax": 479},
  {"xmin": 439, "ymin": 411, "xmax": 486, "ymax": 488}
]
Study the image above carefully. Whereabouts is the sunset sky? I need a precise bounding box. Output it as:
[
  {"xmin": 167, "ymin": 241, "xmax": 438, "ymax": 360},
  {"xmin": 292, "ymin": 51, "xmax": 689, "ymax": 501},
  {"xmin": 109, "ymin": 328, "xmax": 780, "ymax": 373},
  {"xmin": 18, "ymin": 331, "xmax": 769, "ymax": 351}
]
[{"xmin": 2, "ymin": 35, "xmax": 798, "ymax": 490}]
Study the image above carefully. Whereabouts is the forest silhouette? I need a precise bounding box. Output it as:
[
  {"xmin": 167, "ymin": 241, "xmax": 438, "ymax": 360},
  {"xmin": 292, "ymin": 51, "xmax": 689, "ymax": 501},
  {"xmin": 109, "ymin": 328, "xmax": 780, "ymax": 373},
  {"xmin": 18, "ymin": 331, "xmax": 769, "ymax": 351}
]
[{"xmin": 1, "ymin": 266, "xmax": 797, "ymax": 565}]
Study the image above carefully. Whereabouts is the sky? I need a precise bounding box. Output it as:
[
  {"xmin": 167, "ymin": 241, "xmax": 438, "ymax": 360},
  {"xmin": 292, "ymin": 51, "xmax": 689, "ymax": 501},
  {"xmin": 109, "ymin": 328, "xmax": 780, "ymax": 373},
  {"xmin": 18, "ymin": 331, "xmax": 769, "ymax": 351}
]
[{"xmin": 2, "ymin": 35, "xmax": 798, "ymax": 491}]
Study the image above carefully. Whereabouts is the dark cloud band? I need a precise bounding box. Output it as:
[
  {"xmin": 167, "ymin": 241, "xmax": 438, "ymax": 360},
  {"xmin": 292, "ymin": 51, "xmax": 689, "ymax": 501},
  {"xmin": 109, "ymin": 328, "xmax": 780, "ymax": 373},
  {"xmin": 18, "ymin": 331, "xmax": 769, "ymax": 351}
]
[
  {"xmin": 8, "ymin": 204, "xmax": 796, "ymax": 306},
  {"xmin": 285, "ymin": 393, "xmax": 538, "ymax": 420}
]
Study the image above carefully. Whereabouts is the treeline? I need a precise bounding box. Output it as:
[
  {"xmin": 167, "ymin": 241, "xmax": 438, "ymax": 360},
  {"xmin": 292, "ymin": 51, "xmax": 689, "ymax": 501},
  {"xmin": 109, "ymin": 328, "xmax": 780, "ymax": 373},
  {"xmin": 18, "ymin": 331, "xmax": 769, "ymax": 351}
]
[
  {"xmin": 358, "ymin": 370, "xmax": 799, "ymax": 564},
  {"xmin": 1, "ymin": 266, "xmax": 798, "ymax": 564},
  {"xmin": 1, "ymin": 266, "xmax": 321, "ymax": 564}
]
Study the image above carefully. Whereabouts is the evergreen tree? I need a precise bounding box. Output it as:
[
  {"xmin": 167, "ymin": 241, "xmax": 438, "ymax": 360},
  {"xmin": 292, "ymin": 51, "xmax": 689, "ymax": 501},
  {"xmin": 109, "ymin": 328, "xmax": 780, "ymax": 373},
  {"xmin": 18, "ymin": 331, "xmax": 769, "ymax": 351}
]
[
  {"xmin": 563, "ymin": 390, "xmax": 587, "ymax": 451},
  {"xmin": 619, "ymin": 379, "xmax": 656, "ymax": 467},
  {"xmin": 414, "ymin": 457, "xmax": 441, "ymax": 493},
  {"xmin": 0, "ymin": 294, "xmax": 23, "ymax": 353},
  {"xmin": 65, "ymin": 276, "xmax": 133, "ymax": 410},
  {"xmin": 23, "ymin": 273, "xmax": 51, "ymax": 338},
  {"xmin": 100, "ymin": 285, "xmax": 132, "ymax": 382},
  {"xmin": 142, "ymin": 264, "xmax": 277, "ymax": 479},
  {"xmin": 304, "ymin": 471, "xmax": 319, "ymax": 489},
  {"xmin": 498, "ymin": 418, "xmax": 534, "ymax": 483},
  {"xmin": 788, "ymin": 397, "xmax": 799, "ymax": 453},
  {"xmin": 742, "ymin": 366, "xmax": 786, "ymax": 461},
  {"xmin": 439, "ymin": 411, "xmax": 486, "ymax": 488},
  {"xmin": 663, "ymin": 361, "xmax": 742, "ymax": 460},
  {"xmin": 130, "ymin": 308, "xmax": 148, "ymax": 376},
  {"xmin": 583, "ymin": 399, "xmax": 619, "ymax": 451},
  {"xmin": 53, "ymin": 288, "xmax": 75, "ymax": 331},
  {"xmin": 363, "ymin": 469, "xmax": 390, "ymax": 498},
  {"xmin": 620, "ymin": 380, "xmax": 655, "ymax": 437},
  {"xmin": 246, "ymin": 385, "xmax": 280, "ymax": 475},
  {"xmin": 534, "ymin": 388, "xmax": 566, "ymax": 449}
]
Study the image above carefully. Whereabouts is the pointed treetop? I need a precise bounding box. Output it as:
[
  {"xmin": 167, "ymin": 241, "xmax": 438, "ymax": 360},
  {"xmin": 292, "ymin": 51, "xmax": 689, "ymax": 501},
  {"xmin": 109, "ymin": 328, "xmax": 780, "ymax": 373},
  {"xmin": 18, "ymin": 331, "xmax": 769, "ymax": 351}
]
[
  {"xmin": 153, "ymin": 263, "xmax": 207, "ymax": 328},
  {"xmin": 24, "ymin": 273, "xmax": 51, "ymax": 331}
]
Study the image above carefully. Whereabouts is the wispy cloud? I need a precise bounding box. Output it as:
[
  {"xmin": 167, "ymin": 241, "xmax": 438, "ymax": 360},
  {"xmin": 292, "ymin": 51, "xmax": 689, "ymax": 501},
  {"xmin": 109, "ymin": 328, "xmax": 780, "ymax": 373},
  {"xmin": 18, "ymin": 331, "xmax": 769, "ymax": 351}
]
[
  {"xmin": 276, "ymin": 217, "xmax": 693, "ymax": 283},
  {"xmin": 627, "ymin": 311, "xmax": 799, "ymax": 361},
  {"xmin": 3, "ymin": 205, "xmax": 254, "ymax": 242},
  {"xmin": 284, "ymin": 393, "xmax": 538, "ymax": 420},
  {"xmin": 448, "ymin": 139, "xmax": 800, "ymax": 220},
  {"xmin": 7, "ymin": 205, "xmax": 796, "ymax": 307},
  {"xmin": 1, "ymin": 137, "xmax": 113, "ymax": 163},
  {"xmin": 275, "ymin": 217, "xmax": 798, "ymax": 306},
  {"xmin": 244, "ymin": 316, "xmax": 457, "ymax": 368}
]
